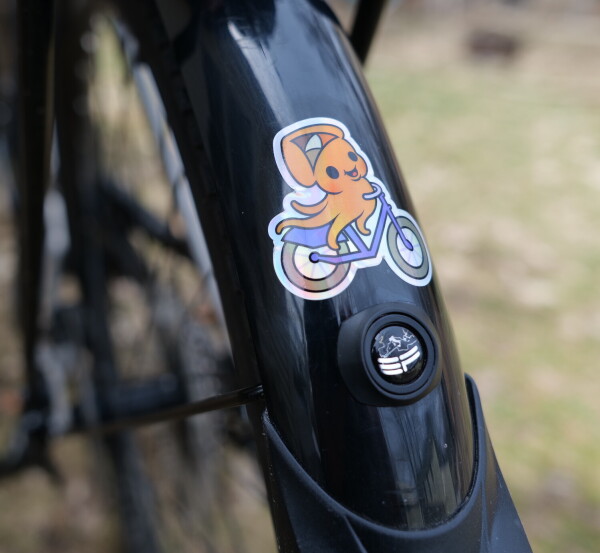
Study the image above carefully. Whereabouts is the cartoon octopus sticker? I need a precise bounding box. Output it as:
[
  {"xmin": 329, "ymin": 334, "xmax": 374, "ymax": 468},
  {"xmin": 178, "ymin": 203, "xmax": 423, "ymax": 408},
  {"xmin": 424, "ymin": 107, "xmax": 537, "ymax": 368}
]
[{"xmin": 268, "ymin": 117, "xmax": 432, "ymax": 300}]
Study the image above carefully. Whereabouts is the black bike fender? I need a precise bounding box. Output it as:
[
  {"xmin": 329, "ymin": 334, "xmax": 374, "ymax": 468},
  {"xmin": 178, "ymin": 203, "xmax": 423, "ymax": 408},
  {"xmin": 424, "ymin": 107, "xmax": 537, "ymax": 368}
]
[{"xmin": 262, "ymin": 375, "xmax": 532, "ymax": 553}]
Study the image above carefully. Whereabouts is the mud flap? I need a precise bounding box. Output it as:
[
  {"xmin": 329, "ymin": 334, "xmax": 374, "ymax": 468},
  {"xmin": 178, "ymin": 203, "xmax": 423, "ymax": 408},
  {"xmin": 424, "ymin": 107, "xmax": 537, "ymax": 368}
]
[{"xmin": 262, "ymin": 376, "xmax": 532, "ymax": 553}]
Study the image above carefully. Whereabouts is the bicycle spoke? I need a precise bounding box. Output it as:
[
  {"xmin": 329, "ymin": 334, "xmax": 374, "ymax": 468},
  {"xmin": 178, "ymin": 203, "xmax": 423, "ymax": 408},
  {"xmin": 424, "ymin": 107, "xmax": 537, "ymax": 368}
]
[{"xmin": 72, "ymin": 15, "xmax": 278, "ymax": 553}]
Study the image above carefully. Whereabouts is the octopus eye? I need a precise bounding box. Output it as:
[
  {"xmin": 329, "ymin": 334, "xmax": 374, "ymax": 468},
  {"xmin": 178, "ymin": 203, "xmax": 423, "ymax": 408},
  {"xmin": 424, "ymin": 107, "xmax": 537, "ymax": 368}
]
[
  {"xmin": 348, "ymin": 152, "xmax": 358, "ymax": 161},
  {"xmin": 326, "ymin": 166, "xmax": 339, "ymax": 179}
]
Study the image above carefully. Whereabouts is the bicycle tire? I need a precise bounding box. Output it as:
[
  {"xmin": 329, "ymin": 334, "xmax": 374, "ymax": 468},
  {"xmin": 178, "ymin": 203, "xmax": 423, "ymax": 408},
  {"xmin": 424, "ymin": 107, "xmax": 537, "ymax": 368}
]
[
  {"xmin": 386, "ymin": 215, "xmax": 431, "ymax": 281},
  {"xmin": 53, "ymin": 1, "xmax": 276, "ymax": 552},
  {"xmin": 281, "ymin": 241, "xmax": 351, "ymax": 294}
]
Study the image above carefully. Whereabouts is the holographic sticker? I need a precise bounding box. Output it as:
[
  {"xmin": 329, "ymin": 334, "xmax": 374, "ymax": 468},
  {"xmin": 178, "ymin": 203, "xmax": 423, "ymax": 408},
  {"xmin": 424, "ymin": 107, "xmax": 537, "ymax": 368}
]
[{"xmin": 268, "ymin": 117, "xmax": 432, "ymax": 300}]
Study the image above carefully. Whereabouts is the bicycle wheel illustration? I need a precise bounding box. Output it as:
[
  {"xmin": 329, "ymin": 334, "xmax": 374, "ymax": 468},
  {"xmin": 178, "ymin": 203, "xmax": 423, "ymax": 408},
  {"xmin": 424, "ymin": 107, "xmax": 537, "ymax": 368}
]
[
  {"xmin": 281, "ymin": 242, "xmax": 351, "ymax": 294},
  {"xmin": 386, "ymin": 215, "xmax": 431, "ymax": 282}
]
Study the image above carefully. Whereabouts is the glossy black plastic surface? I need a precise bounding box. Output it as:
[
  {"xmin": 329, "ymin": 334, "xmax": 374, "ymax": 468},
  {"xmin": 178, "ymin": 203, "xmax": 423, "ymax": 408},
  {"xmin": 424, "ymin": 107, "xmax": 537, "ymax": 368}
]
[
  {"xmin": 337, "ymin": 303, "xmax": 441, "ymax": 406},
  {"xmin": 263, "ymin": 376, "xmax": 532, "ymax": 553},
  {"xmin": 153, "ymin": 0, "xmax": 474, "ymax": 531}
]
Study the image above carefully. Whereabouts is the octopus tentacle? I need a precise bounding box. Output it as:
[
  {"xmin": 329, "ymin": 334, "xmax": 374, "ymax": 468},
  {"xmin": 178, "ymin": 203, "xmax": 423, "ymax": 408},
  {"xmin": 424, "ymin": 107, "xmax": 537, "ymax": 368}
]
[
  {"xmin": 356, "ymin": 201, "xmax": 376, "ymax": 235},
  {"xmin": 326, "ymin": 215, "xmax": 349, "ymax": 251},
  {"xmin": 275, "ymin": 209, "xmax": 334, "ymax": 234},
  {"xmin": 290, "ymin": 199, "xmax": 327, "ymax": 215}
]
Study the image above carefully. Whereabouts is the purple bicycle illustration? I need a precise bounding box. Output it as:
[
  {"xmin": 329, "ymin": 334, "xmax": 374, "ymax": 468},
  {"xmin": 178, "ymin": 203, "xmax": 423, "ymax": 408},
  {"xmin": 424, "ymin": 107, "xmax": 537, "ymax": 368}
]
[{"xmin": 273, "ymin": 182, "xmax": 432, "ymax": 299}]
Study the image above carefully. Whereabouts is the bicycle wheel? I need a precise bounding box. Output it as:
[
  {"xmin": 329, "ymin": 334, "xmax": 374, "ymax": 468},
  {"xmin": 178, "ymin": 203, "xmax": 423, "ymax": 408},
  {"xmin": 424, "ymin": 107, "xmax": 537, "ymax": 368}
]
[
  {"xmin": 281, "ymin": 242, "xmax": 352, "ymax": 295},
  {"xmin": 54, "ymin": 2, "xmax": 276, "ymax": 552},
  {"xmin": 386, "ymin": 215, "xmax": 431, "ymax": 282}
]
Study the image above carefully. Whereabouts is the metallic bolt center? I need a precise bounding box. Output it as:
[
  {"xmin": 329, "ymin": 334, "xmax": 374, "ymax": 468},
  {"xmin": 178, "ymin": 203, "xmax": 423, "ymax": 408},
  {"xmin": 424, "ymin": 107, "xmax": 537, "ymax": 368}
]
[{"xmin": 371, "ymin": 325, "xmax": 425, "ymax": 385}]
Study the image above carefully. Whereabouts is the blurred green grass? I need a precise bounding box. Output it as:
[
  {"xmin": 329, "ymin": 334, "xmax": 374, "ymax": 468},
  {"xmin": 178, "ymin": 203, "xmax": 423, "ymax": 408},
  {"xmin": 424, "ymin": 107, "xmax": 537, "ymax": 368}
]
[{"xmin": 367, "ymin": 8, "xmax": 600, "ymax": 553}]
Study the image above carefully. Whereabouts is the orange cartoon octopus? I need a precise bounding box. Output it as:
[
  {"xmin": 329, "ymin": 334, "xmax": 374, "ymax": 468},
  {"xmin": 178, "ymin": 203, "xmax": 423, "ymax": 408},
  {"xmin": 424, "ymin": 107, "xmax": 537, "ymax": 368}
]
[{"xmin": 275, "ymin": 124, "xmax": 377, "ymax": 251}]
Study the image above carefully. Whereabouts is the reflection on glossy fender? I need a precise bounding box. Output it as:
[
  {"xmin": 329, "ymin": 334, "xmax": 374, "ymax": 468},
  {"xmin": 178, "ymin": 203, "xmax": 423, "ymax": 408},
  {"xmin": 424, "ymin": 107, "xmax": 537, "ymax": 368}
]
[{"xmin": 268, "ymin": 117, "xmax": 433, "ymax": 300}]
